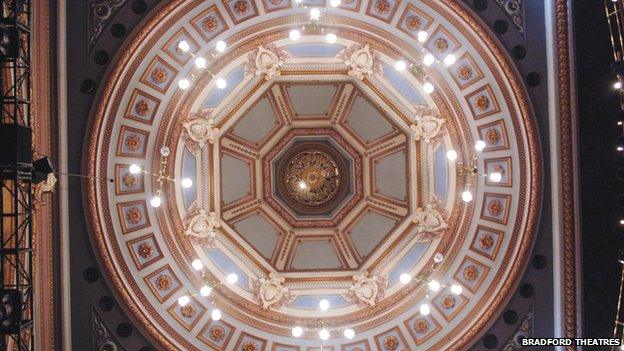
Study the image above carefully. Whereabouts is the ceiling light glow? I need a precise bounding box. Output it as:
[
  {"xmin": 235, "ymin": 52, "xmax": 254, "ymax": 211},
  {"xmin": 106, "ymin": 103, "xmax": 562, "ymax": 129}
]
[
  {"xmin": 128, "ymin": 164, "xmax": 141, "ymax": 175},
  {"xmin": 395, "ymin": 60, "xmax": 407, "ymax": 71},
  {"xmin": 215, "ymin": 40, "xmax": 227, "ymax": 53},
  {"xmin": 226, "ymin": 273, "xmax": 239, "ymax": 284},
  {"xmin": 461, "ymin": 190, "xmax": 473, "ymax": 203},
  {"xmin": 419, "ymin": 303, "xmax": 431, "ymax": 316},
  {"xmin": 423, "ymin": 82, "xmax": 435, "ymax": 94},
  {"xmin": 150, "ymin": 196, "xmax": 162, "ymax": 208},
  {"xmin": 343, "ymin": 328, "xmax": 355, "ymax": 339},
  {"xmin": 177, "ymin": 40, "xmax": 190, "ymax": 52},
  {"xmin": 216, "ymin": 78, "xmax": 227, "ymax": 90},
  {"xmin": 200, "ymin": 285, "xmax": 212, "ymax": 297},
  {"xmin": 319, "ymin": 299, "xmax": 330, "ymax": 311},
  {"xmin": 292, "ymin": 326, "xmax": 304, "ymax": 338},
  {"xmin": 191, "ymin": 259, "xmax": 203, "ymax": 271},
  {"xmin": 450, "ymin": 284, "xmax": 463, "ymax": 295},
  {"xmin": 326, "ymin": 33, "xmax": 337, "ymax": 44},
  {"xmin": 178, "ymin": 79, "xmax": 190, "ymax": 90},
  {"xmin": 289, "ymin": 29, "xmax": 301, "ymax": 41},
  {"xmin": 181, "ymin": 178, "xmax": 193, "ymax": 188},
  {"xmin": 177, "ymin": 295, "xmax": 190, "ymax": 307}
]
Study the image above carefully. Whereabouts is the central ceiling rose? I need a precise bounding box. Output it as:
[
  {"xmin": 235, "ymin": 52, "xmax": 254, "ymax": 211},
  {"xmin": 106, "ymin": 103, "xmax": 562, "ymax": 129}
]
[
  {"xmin": 273, "ymin": 139, "xmax": 353, "ymax": 217},
  {"xmin": 284, "ymin": 149, "xmax": 340, "ymax": 206}
]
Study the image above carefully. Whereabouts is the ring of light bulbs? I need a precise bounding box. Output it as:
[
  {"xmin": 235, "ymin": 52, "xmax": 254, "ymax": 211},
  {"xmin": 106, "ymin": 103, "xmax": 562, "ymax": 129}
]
[{"xmin": 123, "ymin": 4, "xmax": 506, "ymax": 341}]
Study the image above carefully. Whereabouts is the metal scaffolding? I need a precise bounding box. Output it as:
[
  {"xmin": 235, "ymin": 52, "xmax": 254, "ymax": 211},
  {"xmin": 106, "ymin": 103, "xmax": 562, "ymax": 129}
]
[{"xmin": 0, "ymin": 0, "xmax": 33, "ymax": 350}]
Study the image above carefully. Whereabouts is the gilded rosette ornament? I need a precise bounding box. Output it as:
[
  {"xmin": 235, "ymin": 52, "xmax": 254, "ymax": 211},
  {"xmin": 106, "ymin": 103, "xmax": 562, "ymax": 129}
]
[
  {"xmin": 412, "ymin": 205, "xmax": 448, "ymax": 240},
  {"xmin": 182, "ymin": 113, "xmax": 219, "ymax": 148},
  {"xmin": 246, "ymin": 45, "xmax": 286, "ymax": 80},
  {"xmin": 252, "ymin": 273, "xmax": 293, "ymax": 310},
  {"xmin": 339, "ymin": 44, "xmax": 380, "ymax": 80},
  {"xmin": 184, "ymin": 209, "xmax": 220, "ymax": 246},
  {"xmin": 346, "ymin": 272, "xmax": 387, "ymax": 307},
  {"xmin": 410, "ymin": 114, "xmax": 445, "ymax": 143}
]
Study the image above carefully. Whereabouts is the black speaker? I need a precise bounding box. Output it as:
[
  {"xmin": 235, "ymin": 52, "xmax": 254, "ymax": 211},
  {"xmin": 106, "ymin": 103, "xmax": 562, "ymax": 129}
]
[
  {"xmin": 0, "ymin": 124, "xmax": 32, "ymax": 166},
  {"xmin": 32, "ymin": 156, "xmax": 54, "ymax": 184}
]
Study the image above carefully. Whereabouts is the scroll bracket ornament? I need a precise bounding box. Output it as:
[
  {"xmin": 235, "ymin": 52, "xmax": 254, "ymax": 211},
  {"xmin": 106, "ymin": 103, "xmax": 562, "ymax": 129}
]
[
  {"xmin": 410, "ymin": 114, "xmax": 445, "ymax": 143},
  {"xmin": 247, "ymin": 45, "xmax": 286, "ymax": 80},
  {"xmin": 412, "ymin": 205, "xmax": 448, "ymax": 240},
  {"xmin": 182, "ymin": 112, "xmax": 219, "ymax": 148},
  {"xmin": 340, "ymin": 44, "xmax": 380, "ymax": 80},
  {"xmin": 252, "ymin": 272, "xmax": 293, "ymax": 310},
  {"xmin": 346, "ymin": 271, "xmax": 387, "ymax": 307},
  {"xmin": 185, "ymin": 209, "xmax": 220, "ymax": 246}
]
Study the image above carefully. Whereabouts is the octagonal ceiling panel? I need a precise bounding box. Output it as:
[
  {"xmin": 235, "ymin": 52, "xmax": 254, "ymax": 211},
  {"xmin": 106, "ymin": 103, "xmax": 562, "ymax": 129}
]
[{"xmin": 85, "ymin": 1, "xmax": 541, "ymax": 350}]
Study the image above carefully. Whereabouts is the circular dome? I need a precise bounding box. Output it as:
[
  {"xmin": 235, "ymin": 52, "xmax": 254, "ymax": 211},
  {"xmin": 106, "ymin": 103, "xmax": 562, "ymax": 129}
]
[{"xmin": 85, "ymin": 1, "xmax": 540, "ymax": 350}]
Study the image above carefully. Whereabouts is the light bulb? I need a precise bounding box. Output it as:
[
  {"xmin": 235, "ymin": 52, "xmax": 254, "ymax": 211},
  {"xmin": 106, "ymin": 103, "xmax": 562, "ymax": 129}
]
[
  {"xmin": 427, "ymin": 280, "xmax": 441, "ymax": 292},
  {"xmin": 489, "ymin": 172, "xmax": 503, "ymax": 183},
  {"xmin": 178, "ymin": 79, "xmax": 190, "ymax": 90},
  {"xmin": 423, "ymin": 82, "xmax": 435, "ymax": 94},
  {"xmin": 298, "ymin": 181, "xmax": 307, "ymax": 189},
  {"xmin": 615, "ymin": 81, "xmax": 622, "ymax": 90},
  {"xmin": 419, "ymin": 303, "xmax": 431, "ymax": 316},
  {"xmin": 215, "ymin": 40, "xmax": 227, "ymax": 53},
  {"xmin": 395, "ymin": 60, "xmax": 407, "ymax": 71},
  {"xmin": 461, "ymin": 190, "xmax": 473, "ymax": 203},
  {"xmin": 444, "ymin": 54, "xmax": 457, "ymax": 66},
  {"xmin": 618, "ymin": 146, "xmax": 624, "ymax": 151},
  {"xmin": 310, "ymin": 8, "xmax": 321, "ymax": 20},
  {"xmin": 211, "ymin": 309, "xmax": 222, "ymax": 321},
  {"xmin": 150, "ymin": 196, "xmax": 162, "ymax": 208},
  {"xmin": 475, "ymin": 140, "xmax": 487, "ymax": 151},
  {"xmin": 446, "ymin": 150, "xmax": 458, "ymax": 161},
  {"xmin": 343, "ymin": 328, "xmax": 355, "ymax": 339},
  {"xmin": 399, "ymin": 273, "xmax": 412, "ymax": 284},
  {"xmin": 216, "ymin": 78, "xmax": 227, "ymax": 89},
  {"xmin": 620, "ymin": 219, "xmax": 624, "ymax": 225},
  {"xmin": 128, "ymin": 164, "xmax": 141, "ymax": 174},
  {"xmin": 423, "ymin": 53, "xmax": 435, "ymax": 66},
  {"xmin": 329, "ymin": 0, "xmax": 341, "ymax": 6},
  {"xmin": 319, "ymin": 328, "xmax": 330, "ymax": 341},
  {"xmin": 319, "ymin": 299, "xmax": 330, "ymax": 311},
  {"xmin": 433, "ymin": 253, "xmax": 444, "ymax": 263},
  {"xmin": 194, "ymin": 56, "xmax": 207, "ymax": 69},
  {"xmin": 160, "ymin": 146, "xmax": 171, "ymax": 156},
  {"xmin": 450, "ymin": 284, "xmax": 463, "ymax": 295},
  {"xmin": 181, "ymin": 178, "xmax": 193, "ymax": 189},
  {"xmin": 177, "ymin": 40, "xmax": 190, "ymax": 52},
  {"xmin": 417, "ymin": 31, "xmax": 428, "ymax": 43},
  {"xmin": 294, "ymin": 0, "xmax": 303, "ymax": 3},
  {"xmin": 226, "ymin": 273, "xmax": 238, "ymax": 284},
  {"xmin": 292, "ymin": 326, "xmax": 304, "ymax": 338},
  {"xmin": 326, "ymin": 33, "xmax": 337, "ymax": 44},
  {"xmin": 289, "ymin": 29, "xmax": 301, "ymax": 41},
  {"xmin": 191, "ymin": 259, "xmax": 203, "ymax": 271},
  {"xmin": 200, "ymin": 285, "xmax": 212, "ymax": 297},
  {"xmin": 177, "ymin": 295, "xmax": 190, "ymax": 307}
]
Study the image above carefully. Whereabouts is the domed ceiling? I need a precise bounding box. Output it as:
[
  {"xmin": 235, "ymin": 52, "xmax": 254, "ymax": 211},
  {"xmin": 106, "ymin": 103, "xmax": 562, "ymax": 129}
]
[{"xmin": 85, "ymin": 0, "xmax": 540, "ymax": 350}]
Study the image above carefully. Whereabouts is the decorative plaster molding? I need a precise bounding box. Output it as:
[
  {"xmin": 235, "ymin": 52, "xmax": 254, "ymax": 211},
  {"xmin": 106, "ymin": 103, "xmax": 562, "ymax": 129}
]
[
  {"xmin": 183, "ymin": 113, "xmax": 219, "ymax": 147},
  {"xmin": 184, "ymin": 209, "xmax": 220, "ymax": 246},
  {"xmin": 346, "ymin": 272, "xmax": 387, "ymax": 307},
  {"xmin": 412, "ymin": 205, "xmax": 448, "ymax": 239},
  {"xmin": 246, "ymin": 44, "xmax": 287, "ymax": 80},
  {"xmin": 252, "ymin": 273, "xmax": 293, "ymax": 310},
  {"xmin": 339, "ymin": 44, "xmax": 381, "ymax": 80}
]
